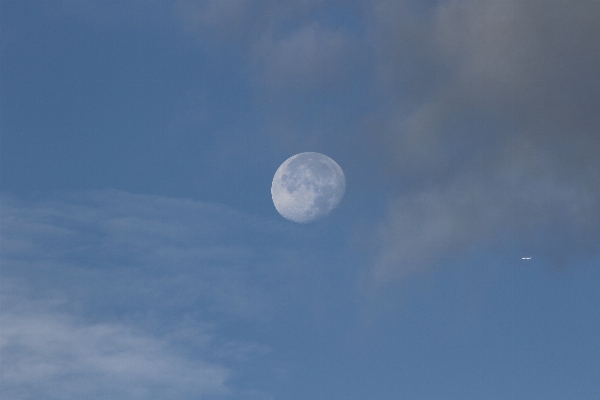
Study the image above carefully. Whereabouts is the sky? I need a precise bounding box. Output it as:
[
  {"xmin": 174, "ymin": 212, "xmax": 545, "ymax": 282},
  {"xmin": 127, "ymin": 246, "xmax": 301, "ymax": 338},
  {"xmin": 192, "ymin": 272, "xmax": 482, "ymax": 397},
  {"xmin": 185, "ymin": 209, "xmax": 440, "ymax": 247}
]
[{"xmin": 1, "ymin": 1, "xmax": 599, "ymax": 399}]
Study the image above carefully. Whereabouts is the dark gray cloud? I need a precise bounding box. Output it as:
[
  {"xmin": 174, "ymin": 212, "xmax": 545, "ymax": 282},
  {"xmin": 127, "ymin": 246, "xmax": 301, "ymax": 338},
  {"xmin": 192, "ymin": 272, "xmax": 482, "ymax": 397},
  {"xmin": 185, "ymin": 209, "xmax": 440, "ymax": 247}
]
[
  {"xmin": 371, "ymin": 0, "xmax": 600, "ymax": 175},
  {"xmin": 368, "ymin": 0, "xmax": 600, "ymax": 279}
]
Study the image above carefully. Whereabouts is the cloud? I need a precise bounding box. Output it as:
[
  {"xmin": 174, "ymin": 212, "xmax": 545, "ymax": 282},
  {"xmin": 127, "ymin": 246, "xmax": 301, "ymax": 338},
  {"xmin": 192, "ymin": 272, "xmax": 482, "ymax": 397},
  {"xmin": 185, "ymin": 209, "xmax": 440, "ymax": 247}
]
[
  {"xmin": 0, "ymin": 190, "xmax": 287, "ymax": 399},
  {"xmin": 1, "ymin": 190, "xmax": 281, "ymax": 317},
  {"xmin": 369, "ymin": 0, "xmax": 600, "ymax": 279},
  {"xmin": 172, "ymin": 0, "xmax": 371, "ymax": 169},
  {"xmin": 175, "ymin": 1, "xmax": 315, "ymax": 45},
  {"xmin": 434, "ymin": 0, "xmax": 600, "ymax": 103},
  {"xmin": 175, "ymin": 0, "xmax": 255, "ymax": 42},
  {"xmin": 1, "ymin": 285, "xmax": 229, "ymax": 400},
  {"xmin": 374, "ymin": 141, "xmax": 600, "ymax": 280},
  {"xmin": 252, "ymin": 22, "xmax": 357, "ymax": 91},
  {"xmin": 175, "ymin": 0, "xmax": 363, "ymax": 91}
]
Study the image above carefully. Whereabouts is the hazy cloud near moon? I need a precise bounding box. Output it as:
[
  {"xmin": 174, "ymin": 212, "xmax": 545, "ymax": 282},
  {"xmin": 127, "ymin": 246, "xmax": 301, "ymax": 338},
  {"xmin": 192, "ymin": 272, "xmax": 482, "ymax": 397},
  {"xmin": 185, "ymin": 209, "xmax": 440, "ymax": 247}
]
[{"xmin": 252, "ymin": 23, "xmax": 357, "ymax": 91}]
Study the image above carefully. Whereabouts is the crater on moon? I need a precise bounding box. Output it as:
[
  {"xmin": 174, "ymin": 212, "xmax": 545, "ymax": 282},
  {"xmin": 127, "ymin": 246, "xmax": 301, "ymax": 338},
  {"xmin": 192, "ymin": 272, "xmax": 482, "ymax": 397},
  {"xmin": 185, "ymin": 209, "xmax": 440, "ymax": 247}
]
[{"xmin": 271, "ymin": 152, "xmax": 345, "ymax": 223}]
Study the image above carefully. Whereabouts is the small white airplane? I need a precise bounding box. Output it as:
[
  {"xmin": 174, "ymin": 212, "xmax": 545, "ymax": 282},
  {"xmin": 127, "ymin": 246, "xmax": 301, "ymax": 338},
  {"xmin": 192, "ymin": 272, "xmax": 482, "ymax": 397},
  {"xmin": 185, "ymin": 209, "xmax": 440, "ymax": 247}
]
[{"xmin": 522, "ymin": 257, "xmax": 532, "ymax": 260}]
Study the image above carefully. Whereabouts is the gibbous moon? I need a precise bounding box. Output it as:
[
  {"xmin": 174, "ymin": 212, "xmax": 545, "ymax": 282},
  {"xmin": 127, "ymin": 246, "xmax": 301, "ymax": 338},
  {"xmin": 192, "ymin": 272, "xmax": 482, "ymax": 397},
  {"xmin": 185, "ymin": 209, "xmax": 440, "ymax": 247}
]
[{"xmin": 271, "ymin": 152, "xmax": 345, "ymax": 223}]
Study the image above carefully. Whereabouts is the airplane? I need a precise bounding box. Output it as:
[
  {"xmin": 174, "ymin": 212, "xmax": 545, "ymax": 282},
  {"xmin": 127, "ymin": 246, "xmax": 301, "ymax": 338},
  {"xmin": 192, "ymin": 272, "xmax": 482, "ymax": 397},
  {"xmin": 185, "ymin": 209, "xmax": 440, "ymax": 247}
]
[{"xmin": 521, "ymin": 257, "xmax": 532, "ymax": 260}]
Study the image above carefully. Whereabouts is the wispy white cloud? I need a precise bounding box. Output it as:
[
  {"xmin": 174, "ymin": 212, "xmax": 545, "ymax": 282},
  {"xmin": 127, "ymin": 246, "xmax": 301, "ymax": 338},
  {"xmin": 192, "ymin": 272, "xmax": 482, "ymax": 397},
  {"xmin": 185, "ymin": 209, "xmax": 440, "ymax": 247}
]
[
  {"xmin": 0, "ymin": 190, "xmax": 288, "ymax": 399},
  {"xmin": 1, "ymin": 190, "xmax": 281, "ymax": 315},
  {"xmin": 1, "ymin": 284, "xmax": 229, "ymax": 400}
]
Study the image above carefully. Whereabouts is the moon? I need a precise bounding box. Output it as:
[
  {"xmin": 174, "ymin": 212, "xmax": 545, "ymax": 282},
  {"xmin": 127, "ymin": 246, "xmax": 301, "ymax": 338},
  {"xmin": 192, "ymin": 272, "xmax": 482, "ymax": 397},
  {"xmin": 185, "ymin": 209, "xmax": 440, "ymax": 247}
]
[{"xmin": 271, "ymin": 152, "xmax": 345, "ymax": 223}]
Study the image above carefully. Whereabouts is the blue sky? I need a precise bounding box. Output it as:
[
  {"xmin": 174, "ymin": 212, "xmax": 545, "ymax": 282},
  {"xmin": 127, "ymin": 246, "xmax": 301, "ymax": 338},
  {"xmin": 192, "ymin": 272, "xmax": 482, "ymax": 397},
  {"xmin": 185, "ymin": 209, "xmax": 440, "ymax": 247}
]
[{"xmin": 1, "ymin": 1, "xmax": 599, "ymax": 399}]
